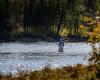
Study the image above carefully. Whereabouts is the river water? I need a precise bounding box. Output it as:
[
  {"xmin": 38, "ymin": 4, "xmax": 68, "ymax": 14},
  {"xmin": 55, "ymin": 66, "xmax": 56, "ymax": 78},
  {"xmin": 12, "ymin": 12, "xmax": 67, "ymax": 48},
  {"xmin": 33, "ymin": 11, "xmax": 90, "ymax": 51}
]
[{"xmin": 0, "ymin": 42, "xmax": 93, "ymax": 74}]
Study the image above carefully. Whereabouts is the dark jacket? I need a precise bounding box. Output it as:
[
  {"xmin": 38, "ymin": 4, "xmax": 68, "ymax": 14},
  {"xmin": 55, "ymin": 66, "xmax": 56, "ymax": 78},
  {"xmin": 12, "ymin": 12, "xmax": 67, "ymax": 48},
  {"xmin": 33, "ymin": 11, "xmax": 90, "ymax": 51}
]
[{"xmin": 59, "ymin": 39, "xmax": 64, "ymax": 47}]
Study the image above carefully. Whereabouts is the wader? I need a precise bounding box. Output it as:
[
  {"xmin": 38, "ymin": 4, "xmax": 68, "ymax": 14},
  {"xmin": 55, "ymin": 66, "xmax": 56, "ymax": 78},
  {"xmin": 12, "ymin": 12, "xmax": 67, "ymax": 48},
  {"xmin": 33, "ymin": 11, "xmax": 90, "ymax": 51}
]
[{"xmin": 58, "ymin": 39, "xmax": 64, "ymax": 52}]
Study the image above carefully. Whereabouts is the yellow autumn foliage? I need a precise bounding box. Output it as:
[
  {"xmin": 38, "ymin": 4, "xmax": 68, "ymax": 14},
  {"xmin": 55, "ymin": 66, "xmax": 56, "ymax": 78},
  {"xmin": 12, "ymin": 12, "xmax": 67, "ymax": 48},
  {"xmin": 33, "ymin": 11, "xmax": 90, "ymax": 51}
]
[
  {"xmin": 79, "ymin": 24, "xmax": 84, "ymax": 29},
  {"xmin": 83, "ymin": 16, "xmax": 92, "ymax": 21},
  {"xmin": 89, "ymin": 24, "xmax": 100, "ymax": 42}
]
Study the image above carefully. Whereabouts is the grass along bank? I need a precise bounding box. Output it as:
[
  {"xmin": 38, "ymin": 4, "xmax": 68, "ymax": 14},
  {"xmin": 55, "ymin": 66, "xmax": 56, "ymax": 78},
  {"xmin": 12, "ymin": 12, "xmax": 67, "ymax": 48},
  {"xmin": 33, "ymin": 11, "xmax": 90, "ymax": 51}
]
[{"xmin": 0, "ymin": 64, "xmax": 99, "ymax": 80}]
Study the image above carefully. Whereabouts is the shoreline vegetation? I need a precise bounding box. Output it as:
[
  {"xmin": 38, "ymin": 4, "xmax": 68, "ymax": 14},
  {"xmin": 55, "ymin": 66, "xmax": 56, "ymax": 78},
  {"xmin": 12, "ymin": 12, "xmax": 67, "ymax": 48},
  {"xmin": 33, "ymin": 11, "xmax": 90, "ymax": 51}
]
[
  {"xmin": 0, "ymin": 33, "xmax": 88, "ymax": 42},
  {"xmin": 0, "ymin": 64, "xmax": 98, "ymax": 80}
]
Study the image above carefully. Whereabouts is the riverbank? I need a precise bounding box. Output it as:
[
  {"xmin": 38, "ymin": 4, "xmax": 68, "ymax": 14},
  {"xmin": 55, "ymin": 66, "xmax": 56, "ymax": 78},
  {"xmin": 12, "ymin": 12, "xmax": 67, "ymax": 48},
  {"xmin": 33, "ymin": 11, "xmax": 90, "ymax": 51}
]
[
  {"xmin": 0, "ymin": 33, "xmax": 88, "ymax": 43},
  {"xmin": 0, "ymin": 64, "xmax": 97, "ymax": 80}
]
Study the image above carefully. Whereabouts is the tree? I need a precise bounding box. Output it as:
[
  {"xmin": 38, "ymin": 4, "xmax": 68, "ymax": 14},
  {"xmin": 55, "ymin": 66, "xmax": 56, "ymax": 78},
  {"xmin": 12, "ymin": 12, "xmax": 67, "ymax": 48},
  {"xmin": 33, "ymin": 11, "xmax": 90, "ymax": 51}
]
[{"xmin": 0, "ymin": 0, "xmax": 11, "ymax": 34}]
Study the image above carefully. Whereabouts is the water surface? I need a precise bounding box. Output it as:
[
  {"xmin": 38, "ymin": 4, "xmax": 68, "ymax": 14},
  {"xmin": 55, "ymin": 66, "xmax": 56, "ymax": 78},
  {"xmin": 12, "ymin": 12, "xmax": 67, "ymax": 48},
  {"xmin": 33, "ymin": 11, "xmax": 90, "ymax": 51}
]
[{"xmin": 0, "ymin": 42, "xmax": 92, "ymax": 74}]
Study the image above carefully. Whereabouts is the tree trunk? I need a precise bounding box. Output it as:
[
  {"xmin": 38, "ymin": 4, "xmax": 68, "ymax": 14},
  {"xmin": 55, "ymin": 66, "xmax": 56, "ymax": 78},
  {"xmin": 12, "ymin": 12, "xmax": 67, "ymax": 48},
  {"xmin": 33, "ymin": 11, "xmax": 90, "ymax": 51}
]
[
  {"xmin": 69, "ymin": 27, "xmax": 72, "ymax": 35},
  {"xmin": 57, "ymin": 22, "xmax": 61, "ymax": 36},
  {"xmin": 24, "ymin": 0, "xmax": 27, "ymax": 32}
]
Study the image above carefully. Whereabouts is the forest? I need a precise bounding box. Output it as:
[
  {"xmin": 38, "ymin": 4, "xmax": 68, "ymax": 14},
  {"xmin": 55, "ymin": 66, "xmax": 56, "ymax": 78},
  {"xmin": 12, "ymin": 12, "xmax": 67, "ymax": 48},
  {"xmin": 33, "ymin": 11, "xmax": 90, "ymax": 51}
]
[{"xmin": 0, "ymin": 0, "xmax": 100, "ymax": 42}]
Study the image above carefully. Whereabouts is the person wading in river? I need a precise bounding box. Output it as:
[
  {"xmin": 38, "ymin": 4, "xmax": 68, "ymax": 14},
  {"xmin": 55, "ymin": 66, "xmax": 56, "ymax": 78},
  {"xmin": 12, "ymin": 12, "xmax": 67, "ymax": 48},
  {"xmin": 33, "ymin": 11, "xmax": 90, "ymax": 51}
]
[{"xmin": 58, "ymin": 38, "xmax": 64, "ymax": 52}]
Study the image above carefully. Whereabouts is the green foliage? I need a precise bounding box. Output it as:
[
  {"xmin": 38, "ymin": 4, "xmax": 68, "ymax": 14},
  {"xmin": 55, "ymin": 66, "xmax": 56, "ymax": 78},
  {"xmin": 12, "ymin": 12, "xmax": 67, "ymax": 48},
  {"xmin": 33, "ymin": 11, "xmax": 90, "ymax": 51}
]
[{"xmin": 0, "ymin": 0, "xmax": 99, "ymax": 38}]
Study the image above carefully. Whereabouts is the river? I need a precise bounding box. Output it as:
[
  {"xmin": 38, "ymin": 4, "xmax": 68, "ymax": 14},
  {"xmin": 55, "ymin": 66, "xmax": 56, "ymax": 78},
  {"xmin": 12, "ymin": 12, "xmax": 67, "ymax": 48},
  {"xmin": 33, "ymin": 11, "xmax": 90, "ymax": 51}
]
[{"xmin": 0, "ymin": 42, "xmax": 93, "ymax": 74}]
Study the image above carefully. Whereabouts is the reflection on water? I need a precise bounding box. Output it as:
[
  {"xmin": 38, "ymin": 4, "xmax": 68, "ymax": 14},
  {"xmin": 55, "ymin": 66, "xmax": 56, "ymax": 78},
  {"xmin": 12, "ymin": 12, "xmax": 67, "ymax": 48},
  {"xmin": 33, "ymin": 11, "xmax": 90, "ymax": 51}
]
[{"xmin": 0, "ymin": 42, "xmax": 92, "ymax": 74}]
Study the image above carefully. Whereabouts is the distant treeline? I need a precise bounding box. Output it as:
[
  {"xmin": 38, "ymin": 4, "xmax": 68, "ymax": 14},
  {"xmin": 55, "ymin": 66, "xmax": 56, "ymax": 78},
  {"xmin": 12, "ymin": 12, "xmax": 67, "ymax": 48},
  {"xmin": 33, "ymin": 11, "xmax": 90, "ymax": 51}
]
[{"xmin": 0, "ymin": 0, "xmax": 100, "ymax": 40}]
